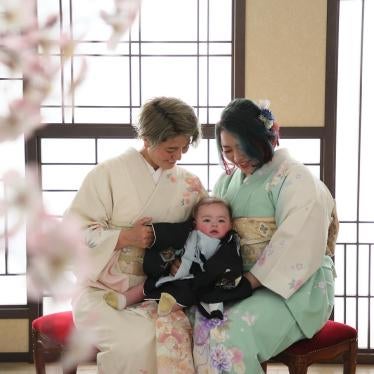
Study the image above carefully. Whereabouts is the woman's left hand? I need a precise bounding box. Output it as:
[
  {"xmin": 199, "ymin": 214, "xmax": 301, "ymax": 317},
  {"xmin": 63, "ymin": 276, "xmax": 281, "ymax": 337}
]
[
  {"xmin": 116, "ymin": 217, "xmax": 154, "ymax": 250},
  {"xmin": 244, "ymin": 272, "xmax": 262, "ymax": 290}
]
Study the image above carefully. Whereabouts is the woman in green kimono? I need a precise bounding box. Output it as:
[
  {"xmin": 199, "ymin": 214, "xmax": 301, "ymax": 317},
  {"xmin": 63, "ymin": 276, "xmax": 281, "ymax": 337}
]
[{"xmin": 193, "ymin": 98, "xmax": 338, "ymax": 374}]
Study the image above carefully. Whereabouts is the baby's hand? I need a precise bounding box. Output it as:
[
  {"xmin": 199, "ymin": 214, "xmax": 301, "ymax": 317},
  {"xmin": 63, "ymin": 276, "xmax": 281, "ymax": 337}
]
[{"xmin": 170, "ymin": 258, "xmax": 181, "ymax": 276}]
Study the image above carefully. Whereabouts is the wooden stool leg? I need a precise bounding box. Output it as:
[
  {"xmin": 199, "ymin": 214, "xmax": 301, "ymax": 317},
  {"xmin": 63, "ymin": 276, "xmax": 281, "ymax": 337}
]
[
  {"xmin": 34, "ymin": 348, "xmax": 46, "ymax": 374},
  {"xmin": 261, "ymin": 361, "xmax": 267, "ymax": 373},
  {"xmin": 343, "ymin": 340, "xmax": 357, "ymax": 374},
  {"xmin": 287, "ymin": 357, "xmax": 308, "ymax": 374},
  {"xmin": 63, "ymin": 366, "xmax": 79, "ymax": 374},
  {"xmin": 33, "ymin": 332, "xmax": 46, "ymax": 374}
]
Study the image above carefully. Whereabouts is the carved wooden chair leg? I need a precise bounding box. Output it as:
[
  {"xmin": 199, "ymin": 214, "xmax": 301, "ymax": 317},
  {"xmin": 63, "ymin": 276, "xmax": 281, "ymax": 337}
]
[
  {"xmin": 343, "ymin": 339, "xmax": 357, "ymax": 374},
  {"xmin": 62, "ymin": 367, "xmax": 79, "ymax": 374},
  {"xmin": 32, "ymin": 312, "xmax": 98, "ymax": 374},
  {"xmin": 288, "ymin": 358, "xmax": 308, "ymax": 374},
  {"xmin": 33, "ymin": 331, "xmax": 47, "ymax": 374},
  {"xmin": 261, "ymin": 361, "xmax": 267, "ymax": 373},
  {"xmin": 263, "ymin": 322, "xmax": 357, "ymax": 374}
]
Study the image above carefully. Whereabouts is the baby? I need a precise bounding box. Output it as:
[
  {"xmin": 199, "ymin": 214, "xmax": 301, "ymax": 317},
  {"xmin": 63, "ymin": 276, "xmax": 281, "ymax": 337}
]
[{"xmin": 104, "ymin": 197, "xmax": 253, "ymax": 319}]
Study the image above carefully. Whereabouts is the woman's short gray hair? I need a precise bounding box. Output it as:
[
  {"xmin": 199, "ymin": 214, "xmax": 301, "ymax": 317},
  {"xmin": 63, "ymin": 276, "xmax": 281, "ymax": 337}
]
[{"xmin": 135, "ymin": 97, "xmax": 201, "ymax": 147}]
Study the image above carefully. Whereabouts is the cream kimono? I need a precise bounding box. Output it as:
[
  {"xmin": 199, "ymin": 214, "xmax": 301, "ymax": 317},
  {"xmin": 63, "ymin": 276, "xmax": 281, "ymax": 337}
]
[{"xmin": 66, "ymin": 147, "xmax": 205, "ymax": 374}]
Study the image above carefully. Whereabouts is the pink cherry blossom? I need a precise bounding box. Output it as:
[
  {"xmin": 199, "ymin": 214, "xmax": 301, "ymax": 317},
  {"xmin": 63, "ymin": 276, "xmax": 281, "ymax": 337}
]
[
  {"xmin": 68, "ymin": 58, "xmax": 88, "ymax": 96},
  {"xmin": 0, "ymin": 168, "xmax": 43, "ymax": 238},
  {"xmin": 0, "ymin": 99, "xmax": 42, "ymax": 141},
  {"xmin": 0, "ymin": 2, "xmax": 78, "ymax": 143},
  {"xmin": 62, "ymin": 326, "xmax": 98, "ymax": 372},
  {"xmin": 0, "ymin": 0, "xmax": 143, "ymax": 367},
  {"xmin": 0, "ymin": 0, "xmax": 36, "ymax": 33},
  {"xmin": 101, "ymin": 0, "xmax": 141, "ymax": 49},
  {"xmin": 27, "ymin": 213, "xmax": 90, "ymax": 301}
]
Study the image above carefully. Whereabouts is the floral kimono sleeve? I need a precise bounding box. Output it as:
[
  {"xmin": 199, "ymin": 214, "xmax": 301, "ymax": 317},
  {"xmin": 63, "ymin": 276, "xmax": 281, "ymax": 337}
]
[{"xmin": 250, "ymin": 164, "xmax": 335, "ymax": 299}]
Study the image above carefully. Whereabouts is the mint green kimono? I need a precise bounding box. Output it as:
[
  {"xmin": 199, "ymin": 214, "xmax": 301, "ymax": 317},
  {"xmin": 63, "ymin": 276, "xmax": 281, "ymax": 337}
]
[{"xmin": 192, "ymin": 148, "xmax": 336, "ymax": 374}]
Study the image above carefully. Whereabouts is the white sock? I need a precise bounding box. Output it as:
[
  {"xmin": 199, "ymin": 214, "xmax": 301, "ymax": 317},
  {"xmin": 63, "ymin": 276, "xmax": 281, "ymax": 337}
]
[
  {"xmin": 116, "ymin": 294, "xmax": 127, "ymax": 310},
  {"xmin": 104, "ymin": 291, "xmax": 127, "ymax": 310}
]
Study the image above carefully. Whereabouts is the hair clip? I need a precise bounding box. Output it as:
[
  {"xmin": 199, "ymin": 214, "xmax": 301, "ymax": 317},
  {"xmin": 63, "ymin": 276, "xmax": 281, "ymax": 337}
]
[{"xmin": 258, "ymin": 99, "xmax": 274, "ymax": 129}]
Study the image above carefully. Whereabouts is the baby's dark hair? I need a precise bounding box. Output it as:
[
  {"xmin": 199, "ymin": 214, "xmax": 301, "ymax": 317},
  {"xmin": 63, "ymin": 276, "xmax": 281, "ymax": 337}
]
[{"xmin": 192, "ymin": 196, "xmax": 233, "ymax": 220}]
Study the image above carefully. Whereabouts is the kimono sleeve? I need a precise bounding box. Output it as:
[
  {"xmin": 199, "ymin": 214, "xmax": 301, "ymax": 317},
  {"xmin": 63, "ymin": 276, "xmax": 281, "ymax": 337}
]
[
  {"xmin": 213, "ymin": 172, "xmax": 232, "ymax": 198},
  {"xmin": 143, "ymin": 220, "xmax": 194, "ymax": 277},
  {"xmin": 65, "ymin": 164, "xmax": 121, "ymax": 281},
  {"xmin": 150, "ymin": 219, "xmax": 194, "ymax": 252},
  {"xmin": 250, "ymin": 164, "xmax": 335, "ymax": 299}
]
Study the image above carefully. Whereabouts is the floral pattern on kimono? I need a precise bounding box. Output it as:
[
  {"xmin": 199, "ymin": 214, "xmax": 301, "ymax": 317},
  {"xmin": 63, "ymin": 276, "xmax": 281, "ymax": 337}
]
[{"xmin": 129, "ymin": 300, "xmax": 196, "ymax": 373}]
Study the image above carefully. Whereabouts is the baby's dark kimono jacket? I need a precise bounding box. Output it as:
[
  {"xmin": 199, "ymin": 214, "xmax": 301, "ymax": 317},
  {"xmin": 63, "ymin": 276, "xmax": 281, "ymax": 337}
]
[{"xmin": 143, "ymin": 219, "xmax": 253, "ymax": 317}]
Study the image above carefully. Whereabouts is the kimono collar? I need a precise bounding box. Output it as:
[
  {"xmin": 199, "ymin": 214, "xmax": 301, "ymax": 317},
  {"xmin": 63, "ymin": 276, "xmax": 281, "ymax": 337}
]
[
  {"xmin": 140, "ymin": 152, "xmax": 163, "ymax": 183},
  {"xmin": 243, "ymin": 148, "xmax": 291, "ymax": 182}
]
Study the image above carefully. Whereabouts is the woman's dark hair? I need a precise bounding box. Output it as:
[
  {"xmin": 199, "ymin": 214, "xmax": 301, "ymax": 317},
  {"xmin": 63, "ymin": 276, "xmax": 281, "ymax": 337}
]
[{"xmin": 215, "ymin": 98, "xmax": 280, "ymax": 171}]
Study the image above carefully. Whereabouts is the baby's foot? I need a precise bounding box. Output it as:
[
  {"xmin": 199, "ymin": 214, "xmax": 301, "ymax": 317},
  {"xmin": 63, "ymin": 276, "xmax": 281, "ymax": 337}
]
[
  {"xmin": 157, "ymin": 292, "xmax": 177, "ymax": 316},
  {"xmin": 104, "ymin": 291, "xmax": 126, "ymax": 310},
  {"xmin": 198, "ymin": 302, "xmax": 224, "ymax": 320}
]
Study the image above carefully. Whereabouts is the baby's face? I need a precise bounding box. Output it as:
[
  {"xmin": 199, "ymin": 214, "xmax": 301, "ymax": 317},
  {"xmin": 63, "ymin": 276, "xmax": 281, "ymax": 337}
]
[{"xmin": 195, "ymin": 203, "xmax": 232, "ymax": 239}]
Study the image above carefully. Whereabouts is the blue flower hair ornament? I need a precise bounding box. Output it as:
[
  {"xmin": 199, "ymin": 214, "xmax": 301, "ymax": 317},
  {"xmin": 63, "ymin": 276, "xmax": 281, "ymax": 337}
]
[{"xmin": 258, "ymin": 99, "xmax": 274, "ymax": 129}]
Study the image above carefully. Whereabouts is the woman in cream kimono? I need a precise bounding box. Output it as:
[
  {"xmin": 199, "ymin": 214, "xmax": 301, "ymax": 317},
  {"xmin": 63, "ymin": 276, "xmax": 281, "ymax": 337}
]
[
  {"xmin": 66, "ymin": 97, "xmax": 206, "ymax": 374},
  {"xmin": 193, "ymin": 98, "xmax": 338, "ymax": 374}
]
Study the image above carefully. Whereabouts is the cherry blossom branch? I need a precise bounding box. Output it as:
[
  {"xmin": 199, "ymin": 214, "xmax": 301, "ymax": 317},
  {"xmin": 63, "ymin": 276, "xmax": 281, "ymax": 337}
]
[
  {"xmin": 0, "ymin": 0, "xmax": 141, "ymax": 366},
  {"xmin": 101, "ymin": 0, "xmax": 141, "ymax": 49},
  {"xmin": 0, "ymin": 1, "xmax": 82, "ymax": 142}
]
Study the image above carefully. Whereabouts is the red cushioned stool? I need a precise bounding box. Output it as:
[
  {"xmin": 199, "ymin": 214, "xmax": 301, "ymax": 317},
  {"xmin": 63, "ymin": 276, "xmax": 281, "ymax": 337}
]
[
  {"xmin": 261, "ymin": 320, "xmax": 357, "ymax": 374},
  {"xmin": 32, "ymin": 311, "xmax": 97, "ymax": 374}
]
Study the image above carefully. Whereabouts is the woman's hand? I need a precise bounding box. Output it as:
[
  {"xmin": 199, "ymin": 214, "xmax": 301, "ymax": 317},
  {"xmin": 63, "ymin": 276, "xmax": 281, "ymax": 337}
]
[
  {"xmin": 116, "ymin": 217, "xmax": 154, "ymax": 250},
  {"xmin": 243, "ymin": 272, "xmax": 262, "ymax": 290}
]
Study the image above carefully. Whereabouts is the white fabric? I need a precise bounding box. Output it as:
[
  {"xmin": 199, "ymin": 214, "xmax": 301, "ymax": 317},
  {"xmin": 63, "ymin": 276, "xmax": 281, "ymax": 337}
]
[{"xmin": 142, "ymin": 154, "xmax": 162, "ymax": 183}]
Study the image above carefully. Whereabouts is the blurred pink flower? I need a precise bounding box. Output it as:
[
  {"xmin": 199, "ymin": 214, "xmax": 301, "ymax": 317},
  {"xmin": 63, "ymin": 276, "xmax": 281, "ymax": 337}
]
[
  {"xmin": 101, "ymin": 0, "xmax": 141, "ymax": 49},
  {"xmin": 62, "ymin": 326, "xmax": 98, "ymax": 372},
  {"xmin": 0, "ymin": 99, "xmax": 42, "ymax": 141},
  {"xmin": 68, "ymin": 58, "xmax": 88, "ymax": 96},
  {"xmin": 0, "ymin": 0, "xmax": 36, "ymax": 33},
  {"xmin": 0, "ymin": 167, "xmax": 90, "ymax": 301},
  {"xmin": 27, "ymin": 213, "xmax": 90, "ymax": 301},
  {"xmin": 0, "ymin": 168, "xmax": 43, "ymax": 238},
  {"xmin": 22, "ymin": 55, "xmax": 58, "ymax": 102},
  {"xmin": 0, "ymin": 34, "xmax": 33, "ymax": 71},
  {"xmin": 25, "ymin": 15, "xmax": 60, "ymax": 53},
  {"xmin": 0, "ymin": 1, "xmax": 80, "ymax": 143},
  {"xmin": 61, "ymin": 312, "xmax": 99, "ymax": 371}
]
